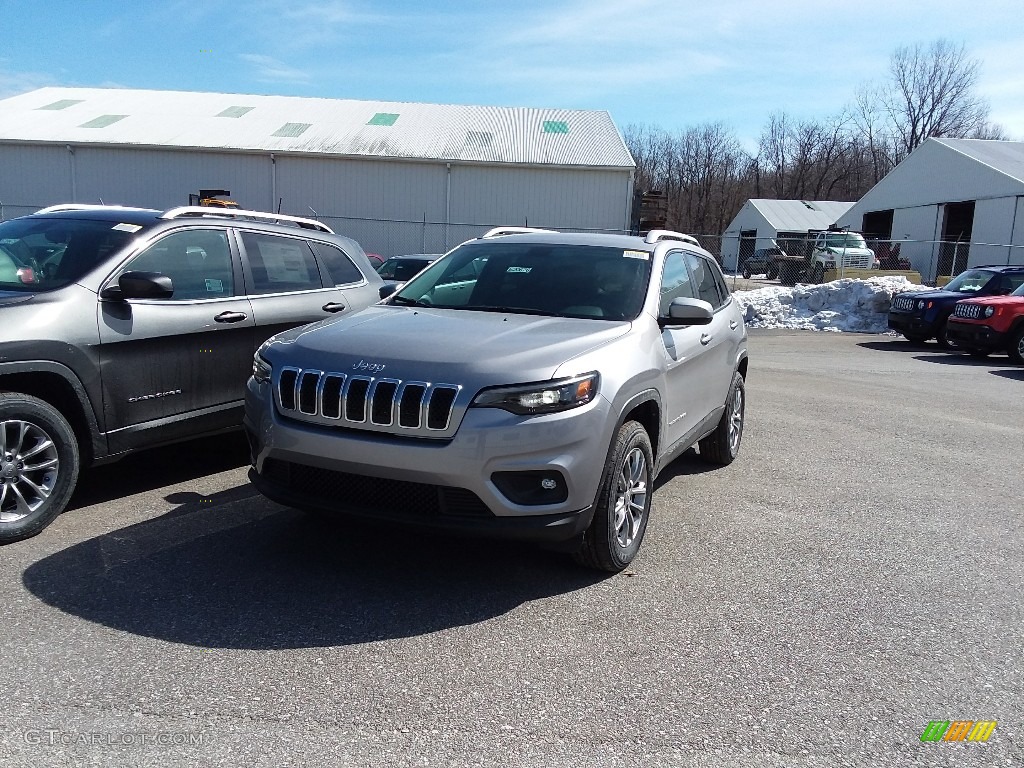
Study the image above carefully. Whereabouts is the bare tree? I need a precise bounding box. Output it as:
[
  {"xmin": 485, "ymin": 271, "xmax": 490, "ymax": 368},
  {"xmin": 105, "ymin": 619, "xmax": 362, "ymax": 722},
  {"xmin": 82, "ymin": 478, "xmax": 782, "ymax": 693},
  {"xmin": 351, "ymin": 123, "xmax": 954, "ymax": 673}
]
[{"xmin": 881, "ymin": 39, "xmax": 991, "ymax": 159}]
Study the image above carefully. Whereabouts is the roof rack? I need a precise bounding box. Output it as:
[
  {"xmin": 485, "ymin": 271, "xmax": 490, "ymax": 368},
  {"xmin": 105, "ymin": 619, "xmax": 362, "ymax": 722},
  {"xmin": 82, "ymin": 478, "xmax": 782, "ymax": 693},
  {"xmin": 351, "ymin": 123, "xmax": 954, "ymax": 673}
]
[
  {"xmin": 482, "ymin": 226, "xmax": 558, "ymax": 238},
  {"xmin": 644, "ymin": 230, "xmax": 701, "ymax": 247},
  {"xmin": 159, "ymin": 207, "xmax": 334, "ymax": 234},
  {"xmin": 36, "ymin": 204, "xmax": 158, "ymax": 214}
]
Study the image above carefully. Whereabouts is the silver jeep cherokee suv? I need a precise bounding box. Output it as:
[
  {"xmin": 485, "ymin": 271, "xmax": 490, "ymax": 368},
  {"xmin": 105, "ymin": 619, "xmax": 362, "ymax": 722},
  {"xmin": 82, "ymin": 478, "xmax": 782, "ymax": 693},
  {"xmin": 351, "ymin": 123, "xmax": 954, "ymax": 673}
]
[{"xmin": 245, "ymin": 228, "xmax": 748, "ymax": 571}]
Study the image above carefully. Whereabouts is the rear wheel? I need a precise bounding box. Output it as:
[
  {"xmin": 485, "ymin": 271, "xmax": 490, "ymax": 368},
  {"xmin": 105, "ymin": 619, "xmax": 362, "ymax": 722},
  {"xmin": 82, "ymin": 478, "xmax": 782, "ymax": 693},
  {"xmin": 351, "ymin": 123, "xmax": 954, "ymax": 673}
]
[
  {"xmin": 573, "ymin": 421, "xmax": 653, "ymax": 573},
  {"xmin": 811, "ymin": 264, "xmax": 825, "ymax": 284},
  {"xmin": 1009, "ymin": 326, "xmax": 1024, "ymax": 365},
  {"xmin": 0, "ymin": 393, "xmax": 80, "ymax": 544},
  {"xmin": 699, "ymin": 372, "xmax": 745, "ymax": 465},
  {"xmin": 767, "ymin": 264, "xmax": 778, "ymax": 280}
]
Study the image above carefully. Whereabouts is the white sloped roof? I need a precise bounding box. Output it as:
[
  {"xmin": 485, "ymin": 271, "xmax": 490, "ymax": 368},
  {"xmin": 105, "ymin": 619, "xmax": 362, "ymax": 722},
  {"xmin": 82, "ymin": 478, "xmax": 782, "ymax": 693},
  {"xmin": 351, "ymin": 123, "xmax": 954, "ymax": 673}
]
[
  {"xmin": 750, "ymin": 199, "xmax": 855, "ymax": 232},
  {"xmin": 934, "ymin": 138, "xmax": 1024, "ymax": 185},
  {"xmin": 0, "ymin": 87, "xmax": 635, "ymax": 169}
]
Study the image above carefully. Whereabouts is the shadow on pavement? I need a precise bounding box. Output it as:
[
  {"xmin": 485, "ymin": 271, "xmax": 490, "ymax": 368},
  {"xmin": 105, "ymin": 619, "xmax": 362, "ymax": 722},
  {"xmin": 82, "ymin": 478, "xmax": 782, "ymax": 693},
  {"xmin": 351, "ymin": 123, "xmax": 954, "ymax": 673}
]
[
  {"xmin": 23, "ymin": 484, "xmax": 607, "ymax": 650},
  {"xmin": 990, "ymin": 369, "xmax": 1024, "ymax": 381},
  {"xmin": 68, "ymin": 432, "xmax": 251, "ymax": 511},
  {"xmin": 911, "ymin": 354, "xmax": 1004, "ymax": 366},
  {"xmin": 856, "ymin": 339, "xmax": 932, "ymax": 353}
]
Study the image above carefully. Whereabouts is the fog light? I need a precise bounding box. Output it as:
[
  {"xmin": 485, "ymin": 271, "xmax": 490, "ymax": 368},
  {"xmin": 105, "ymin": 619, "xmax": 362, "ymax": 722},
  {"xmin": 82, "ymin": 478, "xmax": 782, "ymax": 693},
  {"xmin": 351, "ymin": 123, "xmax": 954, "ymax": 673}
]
[{"xmin": 492, "ymin": 470, "xmax": 568, "ymax": 505}]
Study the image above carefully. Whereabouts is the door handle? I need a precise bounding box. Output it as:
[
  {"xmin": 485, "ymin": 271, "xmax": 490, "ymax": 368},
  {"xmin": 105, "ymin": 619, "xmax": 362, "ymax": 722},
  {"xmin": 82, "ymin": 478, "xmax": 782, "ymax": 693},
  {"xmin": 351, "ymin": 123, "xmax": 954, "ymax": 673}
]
[
  {"xmin": 729, "ymin": 320, "xmax": 738, "ymax": 330},
  {"xmin": 700, "ymin": 333, "xmax": 713, "ymax": 345},
  {"xmin": 214, "ymin": 311, "xmax": 247, "ymax": 323},
  {"xmin": 322, "ymin": 302, "xmax": 346, "ymax": 313}
]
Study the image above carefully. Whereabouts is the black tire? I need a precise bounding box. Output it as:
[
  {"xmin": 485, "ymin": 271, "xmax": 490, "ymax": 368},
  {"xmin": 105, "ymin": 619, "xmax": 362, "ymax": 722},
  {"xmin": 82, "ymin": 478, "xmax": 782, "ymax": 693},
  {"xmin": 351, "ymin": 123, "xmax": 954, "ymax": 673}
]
[
  {"xmin": 935, "ymin": 318, "xmax": 955, "ymax": 349},
  {"xmin": 902, "ymin": 334, "xmax": 929, "ymax": 345},
  {"xmin": 767, "ymin": 265, "xmax": 778, "ymax": 280},
  {"xmin": 967, "ymin": 348, "xmax": 990, "ymax": 359},
  {"xmin": 811, "ymin": 264, "xmax": 825, "ymax": 284},
  {"xmin": 0, "ymin": 393, "xmax": 80, "ymax": 544},
  {"xmin": 742, "ymin": 266, "xmax": 752, "ymax": 280},
  {"xmin": 699, "ymin": 372, "xmax": 745, "ymax": 465},
  {"xmin": 1009, "ymin": 326, "xmax": 1024, "ymax": 365},
  {"xmin": 572, "ymin": 421, "xmax": 653, "ymax": 573}
]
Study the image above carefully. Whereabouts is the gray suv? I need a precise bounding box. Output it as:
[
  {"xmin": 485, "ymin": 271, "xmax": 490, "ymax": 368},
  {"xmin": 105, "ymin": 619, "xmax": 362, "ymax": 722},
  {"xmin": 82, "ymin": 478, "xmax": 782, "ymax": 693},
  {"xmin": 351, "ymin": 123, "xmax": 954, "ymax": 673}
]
[
  {"xmin": 245, "ymin": 228, "xmax": 748, "ymax": 571},
  {"xmin": 0, "ymin": 204, "xmax": 382, "ymax": 543}
]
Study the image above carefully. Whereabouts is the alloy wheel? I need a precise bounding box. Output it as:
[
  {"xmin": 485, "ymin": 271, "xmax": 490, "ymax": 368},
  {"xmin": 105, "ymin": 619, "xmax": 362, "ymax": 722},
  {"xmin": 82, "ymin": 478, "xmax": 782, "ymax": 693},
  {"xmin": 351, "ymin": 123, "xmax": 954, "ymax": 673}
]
[
  {"xmin": 613, "ymin": 447, "xmax": 648, "ymax": 548},
  {"xmin": 0, "ymin": 420, "xmax": 60, "ymax": 523}
]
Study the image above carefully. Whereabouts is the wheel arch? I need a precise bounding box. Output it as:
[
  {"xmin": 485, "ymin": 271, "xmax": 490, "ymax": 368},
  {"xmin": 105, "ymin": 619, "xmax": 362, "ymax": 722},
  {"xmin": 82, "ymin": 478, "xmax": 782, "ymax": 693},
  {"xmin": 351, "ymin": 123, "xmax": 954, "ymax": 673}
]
[
  {"xmin": 614, "ymin": 389, "xmax": 662, "ymax": 461},
  {"xmin": 0, "ymin": 362, "xmax": 104, "ymax": 466}
]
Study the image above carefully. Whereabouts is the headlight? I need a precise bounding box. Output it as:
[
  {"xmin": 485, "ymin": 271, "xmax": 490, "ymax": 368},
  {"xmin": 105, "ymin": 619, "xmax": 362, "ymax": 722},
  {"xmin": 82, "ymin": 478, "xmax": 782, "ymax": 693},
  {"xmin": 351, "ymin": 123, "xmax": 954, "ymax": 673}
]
[
  {"xmin": 916, "ymin": 300, "xmax": 926, "ymax": 310},
  {"xmin": 983, "ymin": 306, "xmax": 995, "ymax": 318},
  {"xmin": 472, "ymin": 372, "xmax": 599, "ymax": 415},
  {"xmin": 252, "ymin": 351, "xmax": 272, "ymax": 383}
]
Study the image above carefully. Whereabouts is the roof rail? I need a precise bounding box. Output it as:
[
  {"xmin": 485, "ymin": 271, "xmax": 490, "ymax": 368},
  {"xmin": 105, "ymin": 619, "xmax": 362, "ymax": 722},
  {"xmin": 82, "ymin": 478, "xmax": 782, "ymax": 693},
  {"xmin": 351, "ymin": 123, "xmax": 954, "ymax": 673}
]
[
  {"xmin": 35, "ymin": 204, "xmax": 158, "ymax": 214},
  {"xmin": 482, "ymin": 226, "xmax": 558, "ymax": 238},
  {"xmin": 644, "ymin": 230, "xmax": 701, "ymax": 247},
  {"xmin": 159, "ymin": 207, "xmax": 334, "ymax": 234}
]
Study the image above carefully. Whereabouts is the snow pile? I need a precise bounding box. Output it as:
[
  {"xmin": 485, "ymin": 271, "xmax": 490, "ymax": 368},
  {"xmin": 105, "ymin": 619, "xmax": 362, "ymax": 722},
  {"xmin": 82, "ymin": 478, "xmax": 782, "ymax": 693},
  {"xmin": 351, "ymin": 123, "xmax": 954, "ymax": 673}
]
[{"xmin": 733, "ymin": 276, "xmax": 926, "ymax": 333}]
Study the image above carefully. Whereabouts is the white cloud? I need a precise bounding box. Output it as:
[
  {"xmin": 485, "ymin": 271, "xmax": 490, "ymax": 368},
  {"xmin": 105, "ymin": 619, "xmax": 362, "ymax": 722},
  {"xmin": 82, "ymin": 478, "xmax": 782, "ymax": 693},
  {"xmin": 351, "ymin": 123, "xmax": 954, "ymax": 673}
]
[
  {"xmin": 0, "ymin": 60, "xmax": 54, "ymax": 100},
  {"xmin": 238, "ymin": 54, "xmax": 310, "ymax": 84}
]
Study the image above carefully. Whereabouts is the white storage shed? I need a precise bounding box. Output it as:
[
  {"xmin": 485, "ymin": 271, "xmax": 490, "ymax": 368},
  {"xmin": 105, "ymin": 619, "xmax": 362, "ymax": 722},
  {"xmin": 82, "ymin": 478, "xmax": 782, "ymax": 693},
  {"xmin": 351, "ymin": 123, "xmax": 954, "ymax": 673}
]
[
  {"xmin": 721, "ymin": 199, "xmax": 854, "ymax": 271},
  {"xmin": 0, "ymin": 87, "xmax": 636, "ymax": 256},
  {"xmin": 836, "ymin": 138, "xmax": 1024, "ymax": 281}
]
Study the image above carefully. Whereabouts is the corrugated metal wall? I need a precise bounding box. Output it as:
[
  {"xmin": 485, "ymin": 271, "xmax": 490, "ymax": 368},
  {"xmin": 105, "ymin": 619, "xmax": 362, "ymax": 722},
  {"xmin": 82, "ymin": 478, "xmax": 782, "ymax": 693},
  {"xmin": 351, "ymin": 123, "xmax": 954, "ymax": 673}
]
[{"xmin": 0, "ymin": 144, "xmax": 631, "ymax": 256}]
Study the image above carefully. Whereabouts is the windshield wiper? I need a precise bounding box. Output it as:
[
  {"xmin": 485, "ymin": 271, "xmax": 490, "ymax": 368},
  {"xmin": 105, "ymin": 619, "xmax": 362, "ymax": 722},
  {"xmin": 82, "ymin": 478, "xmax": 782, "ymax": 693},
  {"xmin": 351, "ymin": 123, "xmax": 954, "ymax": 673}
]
[
  {"xmin": 459, "ymin": 305, "xmax": 555, "ymax": 316},
  {"xmin": 389, "ymin": 295, "xmax": 431, "ymax": 307}
]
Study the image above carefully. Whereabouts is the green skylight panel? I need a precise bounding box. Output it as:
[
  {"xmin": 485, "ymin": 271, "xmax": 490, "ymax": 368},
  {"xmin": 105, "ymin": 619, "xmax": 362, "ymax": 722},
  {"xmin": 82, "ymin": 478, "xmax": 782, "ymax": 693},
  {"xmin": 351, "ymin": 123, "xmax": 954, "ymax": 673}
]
[
  {"xmin": 542, "ymin": 120, "xmax": 569, "ymax": 134},
  {"xmin": 217, "ymin": 106, "xmax": 255, "ymax": 118},
  {"xmin": 37, "ymin": 99, "xmax": 84, "ymax": 111},
  {"xmin": 367, "ymin": 113, "xmax": 399, "ymax": 126},
  {"xmin": 79, "ymin": 115, "xmax": 127, "ymax": 129},
  {"xmin": 272, "ymin": 122, "xmax": 311, "ymax": 137}
]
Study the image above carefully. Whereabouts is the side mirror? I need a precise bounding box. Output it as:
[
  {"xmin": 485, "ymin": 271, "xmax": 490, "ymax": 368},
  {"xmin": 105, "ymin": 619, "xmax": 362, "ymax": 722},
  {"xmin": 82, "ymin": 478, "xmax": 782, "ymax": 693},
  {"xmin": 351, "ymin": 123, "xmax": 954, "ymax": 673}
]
[
  {"xmin": 379, "ymin": 282, "xmax": 399, "ymax": 300},
  {"xmin": 659, "ymin": 297, "xmax": 714, "ymax": 327},
  {"xmin": 100, "ymin": 271, "xmax": 174, "ymax": 300}
]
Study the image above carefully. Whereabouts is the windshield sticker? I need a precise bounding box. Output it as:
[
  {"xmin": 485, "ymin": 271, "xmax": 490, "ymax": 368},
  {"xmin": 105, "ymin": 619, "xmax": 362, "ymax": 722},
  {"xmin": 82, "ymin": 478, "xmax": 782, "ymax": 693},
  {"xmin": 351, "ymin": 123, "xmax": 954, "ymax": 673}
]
[
  {"xmin": 112, "ymin": 223, "xmax": 143, "ymax": 233},
  {"xmin": 507, "ymin": 266, "xmax": 532, "ymax": 273},
  {"xmin": 623, "ymin": 250, "xmax": 649, "ymax": 260}
]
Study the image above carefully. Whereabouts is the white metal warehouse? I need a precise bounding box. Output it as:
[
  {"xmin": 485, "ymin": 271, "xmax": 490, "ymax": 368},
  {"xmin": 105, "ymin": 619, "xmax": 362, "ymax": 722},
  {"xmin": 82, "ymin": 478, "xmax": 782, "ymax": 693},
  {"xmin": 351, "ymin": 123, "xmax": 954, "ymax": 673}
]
[
  {"xmin": 0, "ymin": 87, "xmax": 635, "ymax": 256},
  {"xmin": 836, "ymin": 138, "xmax": 1024, "ymax": 281},
  {"xmin": 720, "ymin": 199, "xmax": 854, "ymax": 271}
]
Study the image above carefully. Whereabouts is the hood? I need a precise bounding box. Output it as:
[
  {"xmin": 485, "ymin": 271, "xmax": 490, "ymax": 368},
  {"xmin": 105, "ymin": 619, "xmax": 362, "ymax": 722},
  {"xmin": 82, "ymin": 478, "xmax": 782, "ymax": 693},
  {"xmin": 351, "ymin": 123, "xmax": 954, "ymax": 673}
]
[
  {"xmin": 0, "ymin": 290, "xmax": 37, "ymax": 308},
  {"xmin": 957, "ymin": 294, "xmax": 1024, "ymax": 306},
  {"xmin": 263, "ymin": 305, "xmax": 632, "ymax": 384},
  {"xmin": 898, "ymin": 289, "xmax": 974, "ymax": 302}
]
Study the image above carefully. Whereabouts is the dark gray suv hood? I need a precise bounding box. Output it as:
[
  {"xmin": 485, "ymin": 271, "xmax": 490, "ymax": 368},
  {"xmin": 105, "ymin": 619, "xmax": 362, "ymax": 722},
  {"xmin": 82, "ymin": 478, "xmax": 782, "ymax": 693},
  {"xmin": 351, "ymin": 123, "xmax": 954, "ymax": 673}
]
[{"xmin": 264, "ymin": 305, "xmax": 631, "ymax": 383}]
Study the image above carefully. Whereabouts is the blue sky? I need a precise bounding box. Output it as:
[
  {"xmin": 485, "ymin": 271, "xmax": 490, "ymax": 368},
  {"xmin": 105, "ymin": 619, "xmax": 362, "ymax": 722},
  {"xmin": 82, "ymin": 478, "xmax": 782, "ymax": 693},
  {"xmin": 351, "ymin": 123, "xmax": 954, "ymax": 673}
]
[{"xmin": 2, "ymin": 0, "xmax": 1022, "ymax": 148}]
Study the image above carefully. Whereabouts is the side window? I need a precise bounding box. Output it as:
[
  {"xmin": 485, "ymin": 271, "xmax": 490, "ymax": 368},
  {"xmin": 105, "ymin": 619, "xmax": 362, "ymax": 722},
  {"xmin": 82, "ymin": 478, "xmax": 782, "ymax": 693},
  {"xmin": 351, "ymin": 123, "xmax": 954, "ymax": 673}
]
[
  {"xmin": 115, "ymin": 229, "xmax": 233, "ymax": 301},
  {"xmin": 659, "ymin": 251, "xmax": 697, "ymax": 315},
  {"xmin": 310, "ymin": 241, "xmax": 364, "ymax": 286},
  {"xmin": 685, "ymin": 252, "xmax": 723, "ymax": 309},
  {"xmin": 241, "ymin": 232, "xmax": 324, "ymax": 294},
  {"xmin": 710, "ymin": 257, "xmax": 730, "ymax": 301}
]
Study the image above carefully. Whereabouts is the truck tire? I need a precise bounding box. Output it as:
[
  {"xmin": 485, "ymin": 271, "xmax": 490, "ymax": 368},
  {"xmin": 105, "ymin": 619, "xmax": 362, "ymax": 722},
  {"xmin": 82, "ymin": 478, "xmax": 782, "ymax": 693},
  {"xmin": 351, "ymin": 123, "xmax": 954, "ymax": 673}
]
[
  {"xmin": 1009, "ymin": 326, "xmax": 1024, "ymax": 365},
  {"xmin": 573, "ymin": 421, "xmax": 653, "ymax": 573},
  {"xmin": 811, "ymin": 264, "xmax": 825, "ymax": 284},
  {"xmin": 0, "ymin": 393, "xmax": 80, "ymax": 544},
  {"xmin": 699, "ymin": 372, "xmax": 745, "ymax": 465},
  {"xmin": 742, "ymin": 265, "xmax": 752, "ymax": 280},
  {"xmin": 767, "ymin": 263, "xmax": 778, "ymax": 280}
]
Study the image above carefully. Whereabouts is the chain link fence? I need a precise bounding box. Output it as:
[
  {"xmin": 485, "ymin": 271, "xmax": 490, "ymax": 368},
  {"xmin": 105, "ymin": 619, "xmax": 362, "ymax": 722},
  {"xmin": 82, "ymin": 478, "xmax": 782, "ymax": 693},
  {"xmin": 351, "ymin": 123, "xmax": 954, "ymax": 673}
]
[{"xmin": 4, "ymin": 200, "xmax": 1022, "ymax": 287}]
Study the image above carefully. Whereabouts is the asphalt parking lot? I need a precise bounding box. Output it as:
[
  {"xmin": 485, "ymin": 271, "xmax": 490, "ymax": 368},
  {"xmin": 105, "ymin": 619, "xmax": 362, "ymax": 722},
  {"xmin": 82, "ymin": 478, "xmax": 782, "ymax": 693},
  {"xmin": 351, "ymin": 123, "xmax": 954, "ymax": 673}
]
[{"xmin": 1, "ymin": 331, "xmax": 1021, "ymax": 768}]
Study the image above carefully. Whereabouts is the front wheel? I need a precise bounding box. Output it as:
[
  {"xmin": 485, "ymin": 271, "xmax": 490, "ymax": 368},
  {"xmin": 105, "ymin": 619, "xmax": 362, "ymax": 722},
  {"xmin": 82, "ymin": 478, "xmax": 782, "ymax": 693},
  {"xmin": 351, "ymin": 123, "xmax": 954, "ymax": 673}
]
[
  {"xmin": 0, "ymin": 394, "xmax": 80, "ymax": 544},
  {"xmin": 742, "ymin": 266, "xmax": 752, "ymax": 280},
  {"xmin": 699, "ymin": 372, "xmax": 745, "ymax": 465},
  {"xmin": 811, "ymin": 264, "xmax": 825, "ymax": 284},
  {"xmin": 573, "ymin": 421, "xmax": 653, "ymax": 573},
  {"xmin": 1009, "ymin": 326, "xmax": 1024, "ymax": 365}
]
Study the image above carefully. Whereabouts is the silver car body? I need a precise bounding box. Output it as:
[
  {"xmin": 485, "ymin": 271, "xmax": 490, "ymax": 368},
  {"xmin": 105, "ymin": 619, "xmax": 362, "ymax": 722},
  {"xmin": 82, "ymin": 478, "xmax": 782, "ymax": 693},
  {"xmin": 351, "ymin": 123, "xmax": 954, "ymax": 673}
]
[{"xmin": 244, "ymin": 231, "xmax": 748, "ymax": 541}]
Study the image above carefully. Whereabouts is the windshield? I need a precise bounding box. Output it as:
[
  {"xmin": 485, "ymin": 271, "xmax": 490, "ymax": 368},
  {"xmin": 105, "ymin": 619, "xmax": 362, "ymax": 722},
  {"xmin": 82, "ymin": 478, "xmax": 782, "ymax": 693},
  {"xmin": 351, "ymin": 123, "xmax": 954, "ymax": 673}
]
[
  {"xmin": 0, "ymin": 217, "xmax": 138, "ymax": 291},
  {"xmin": 390, "ymin": 241, "xmax": 652, "ymax": 321},
  {"xmin": 944, "ymin": 269, "xmax": 995, "ymax": 293},
  {"xmin": 1013, "ymin": 282, "xmax": 1024, "ymax": 297},
  {"xmin": 824, "ymin": 233, "xmax": 867, "ymax": 249}
]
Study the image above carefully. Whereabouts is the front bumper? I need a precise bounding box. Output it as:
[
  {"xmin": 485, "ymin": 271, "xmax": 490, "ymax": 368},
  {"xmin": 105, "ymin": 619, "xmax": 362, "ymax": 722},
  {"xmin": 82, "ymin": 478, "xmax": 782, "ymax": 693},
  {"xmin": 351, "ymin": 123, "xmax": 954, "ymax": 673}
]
[
  {"xmin": 243, "ymin": 378, "xmax": 611, "ymax": 543},
  {"xmin": 887, "ymin": 310, "xmax": 935, "ymax": 337},
  {"xmin": 945, "ymin": 319, "xmax": 1008, "ymax": 351}
]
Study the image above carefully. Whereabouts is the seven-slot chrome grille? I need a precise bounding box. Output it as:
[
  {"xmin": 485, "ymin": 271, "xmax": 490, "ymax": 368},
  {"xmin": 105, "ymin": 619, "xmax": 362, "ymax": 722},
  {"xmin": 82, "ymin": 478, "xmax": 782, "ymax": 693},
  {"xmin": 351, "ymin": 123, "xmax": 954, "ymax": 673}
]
[
  {"xmin": 954, "ymin": 303, "xmax": 982, "ymax": 319},
  {"xmin": 892, "ymin": 295, "xmax": 917, "ymax": 311},
  {"xmin": 275, "ymin": 367, "xmax": 462, "ymax": 437}
]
